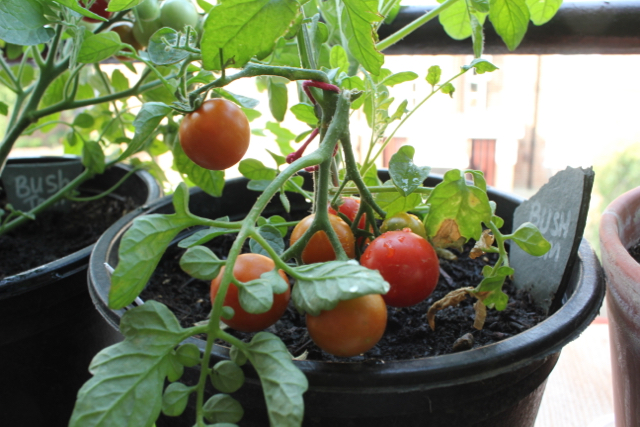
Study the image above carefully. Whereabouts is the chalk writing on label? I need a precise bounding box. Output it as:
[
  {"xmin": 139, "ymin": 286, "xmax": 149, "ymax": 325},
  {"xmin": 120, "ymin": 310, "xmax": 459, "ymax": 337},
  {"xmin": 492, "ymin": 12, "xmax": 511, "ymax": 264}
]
[
  {"xmin": 11, "ymin": 170, "xmax": 71, "ymax": 209},
  {"xmin": 528, "ymin": 201, "xmax": 572, "ymax": 263}
]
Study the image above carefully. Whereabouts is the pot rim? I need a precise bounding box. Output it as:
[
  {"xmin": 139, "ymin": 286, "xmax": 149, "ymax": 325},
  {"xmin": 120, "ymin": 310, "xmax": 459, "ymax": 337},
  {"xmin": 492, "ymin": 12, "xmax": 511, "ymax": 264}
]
[
  {"xmin": 600, "ymin": 186, "xmax": 640, "ymax": 274},
  {"xmin": 88, "ymin": 178, "xmax": 604, "ymax": 390},
  {"xmin": 0, "ymin": 162, "xmax": 161, "ymax": 299}
]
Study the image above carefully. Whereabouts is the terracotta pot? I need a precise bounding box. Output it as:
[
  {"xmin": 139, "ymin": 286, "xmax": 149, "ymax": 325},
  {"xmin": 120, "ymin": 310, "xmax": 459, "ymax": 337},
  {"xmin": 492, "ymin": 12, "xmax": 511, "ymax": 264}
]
[
  {"xmin": 0, "ymin": 161, "xmax": 161, "ymax": 427},
  {"xmin": 88, "ymin": 174, "xmax": 605, "ymax": 427},
  {"xmin": 600, "ymin": 186, "xmax": 640, "ymax": 427}
]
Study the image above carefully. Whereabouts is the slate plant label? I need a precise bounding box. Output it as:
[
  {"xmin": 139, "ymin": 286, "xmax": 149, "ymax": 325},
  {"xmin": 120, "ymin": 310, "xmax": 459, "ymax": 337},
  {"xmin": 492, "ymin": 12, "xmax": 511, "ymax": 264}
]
[{"xmin": 511, "ymin": 166, "xmax": 595, "ymax": 313}]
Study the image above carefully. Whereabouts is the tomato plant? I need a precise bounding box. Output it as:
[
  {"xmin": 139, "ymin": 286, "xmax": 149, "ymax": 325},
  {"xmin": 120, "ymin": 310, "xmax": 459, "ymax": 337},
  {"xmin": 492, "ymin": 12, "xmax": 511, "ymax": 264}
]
[
  {"xmin": 361, "ymin": 229, "xmax": 440, "ymax": 307},
  {"xmin": 160, "ymin": 0, "xmax": 199, "ymax": 32},
  {"xmin": 380, "ymin": 212, "xmax": 427, "ymax": 239},
  {"xmin": 134, "ymin": 0, "xmax": 160, "ymax": 22},
  {"xmin": 179, "ymin": 98, "xmax": 251, "ymax": 171},
  {"xmin": 289, "ymin": 213, "xmax": 356, "ymax": 264},
  {"xmin": 210, "ymin": 253, "xmax": 290, "ymax": 333},
  {"xmin": 329, "ymin": 197, "xmax": 367, "ymax": 230},
  {"xmin": 306, "ymin": 294, "xmax": 387, "ymax": 357},
  {"xmin": 132, "ymin": 16, "xmax": 162, "ymax": 47},
  {"xmin": 81, "ymin": 0, "xmax": 111, "ymax": 22},
  {"xmin": 109, "ymin": 22, "xmax": 143, "ymax": 57}
]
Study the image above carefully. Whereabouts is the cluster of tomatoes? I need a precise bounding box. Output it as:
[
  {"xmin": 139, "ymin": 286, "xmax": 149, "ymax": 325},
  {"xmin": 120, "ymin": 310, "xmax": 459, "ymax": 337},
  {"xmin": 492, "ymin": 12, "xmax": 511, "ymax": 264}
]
[
  {"xmin": 210, "ymin": 196, "xmax": 441, "ymax": 358},
  {"xmin": 82, "ymin": 0, "xmax": 200, "ymax": 55}
]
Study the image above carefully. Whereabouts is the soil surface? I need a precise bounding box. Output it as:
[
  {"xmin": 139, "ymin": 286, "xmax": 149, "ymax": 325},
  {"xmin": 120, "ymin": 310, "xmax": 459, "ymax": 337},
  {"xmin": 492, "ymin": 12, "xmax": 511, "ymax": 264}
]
[
  {"xmin": 628, "ymin": 240, "xmax": 640, "ymax": 264},
  {"xmin": 0, "ymin": 196, "xmax": 137, "ymax": 279},
  {"xmin": 141, "ymin": 229, "xmax": 548, "ymax": 362}
]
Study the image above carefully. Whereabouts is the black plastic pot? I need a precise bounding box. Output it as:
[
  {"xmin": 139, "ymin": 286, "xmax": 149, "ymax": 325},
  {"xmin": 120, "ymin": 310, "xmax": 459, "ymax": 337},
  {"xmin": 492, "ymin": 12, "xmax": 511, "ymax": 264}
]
[
  {"xmin": 88, "ymin": 174, "xmax": 605, "ymax": 427},
  {"xmin": 0, "ymin": 162, "xmax": 161, "ymax": 427}
]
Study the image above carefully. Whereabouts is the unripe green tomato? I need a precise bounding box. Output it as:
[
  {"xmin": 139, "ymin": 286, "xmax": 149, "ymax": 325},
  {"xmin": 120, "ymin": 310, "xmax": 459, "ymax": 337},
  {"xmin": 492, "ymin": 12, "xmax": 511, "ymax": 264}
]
[
  {"xmin": 160, "ymin": 0, "xmax": 199, "ymax": 32},
  {"xmin": 380, "ymin": 212, "xmax": 428, "ymax": 239},
  {"xmin": 132, "ymin": 16, "xmax": 162, "ymax": 47},
  {"xmin": 135, "ymin": 0, "xmax": 160, "ymax": 22}
]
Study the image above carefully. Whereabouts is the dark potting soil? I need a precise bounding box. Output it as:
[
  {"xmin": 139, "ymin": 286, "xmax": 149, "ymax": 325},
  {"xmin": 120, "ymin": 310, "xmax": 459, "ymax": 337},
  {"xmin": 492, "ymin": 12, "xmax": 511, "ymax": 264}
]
[
  {"xmin": 141, "ymin": 229, "xmax": 548, "ymax": 362},
  {"xmin": 0, "ymin": 196, "xmax": 137, "ymax": 279}
]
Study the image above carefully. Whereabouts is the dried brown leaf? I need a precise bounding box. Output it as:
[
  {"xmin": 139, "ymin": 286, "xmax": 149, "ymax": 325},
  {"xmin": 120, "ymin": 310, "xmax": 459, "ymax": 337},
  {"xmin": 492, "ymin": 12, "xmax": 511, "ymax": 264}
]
[
  {"xmin": 431, "ymin": 218, "xmax": 466, "ymax": 250},
  {"xmin": 426, "ymin": 287, "xmax": 474, "ymax": 330},
  {"xmin": 470, "ymin": 229, "xmax": 494, "ymax": 259}
]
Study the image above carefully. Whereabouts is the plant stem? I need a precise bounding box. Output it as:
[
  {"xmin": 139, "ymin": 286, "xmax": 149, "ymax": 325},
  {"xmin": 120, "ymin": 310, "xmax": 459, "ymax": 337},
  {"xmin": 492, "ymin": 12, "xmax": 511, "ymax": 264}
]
[{"xmin": 376, "ymin": 0, "xmax": 461, "ymax": 52}]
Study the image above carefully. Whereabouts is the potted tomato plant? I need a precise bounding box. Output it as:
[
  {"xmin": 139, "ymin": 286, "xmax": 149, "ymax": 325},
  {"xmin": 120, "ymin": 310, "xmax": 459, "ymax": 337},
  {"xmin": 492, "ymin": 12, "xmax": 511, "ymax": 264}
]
[
  {"xmin": 599, "ymin": 187, "xmax": 640, "ymax": 427},
  {"xmin": 58, "ymin": 0, "xmax": 603, "ymax": 426},
  {"xmin": 0, "ymin": 0, "xmax": 225, "ymax": 425}
]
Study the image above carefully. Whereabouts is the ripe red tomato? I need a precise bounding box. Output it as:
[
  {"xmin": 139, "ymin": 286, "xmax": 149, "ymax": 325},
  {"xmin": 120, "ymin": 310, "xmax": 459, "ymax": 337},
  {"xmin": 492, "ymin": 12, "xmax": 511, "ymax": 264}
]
[
  {"xmin": 210, "ymin": 253, "xmax": 290, "ymax": 333},
  {"xmin": 81, "ymin": 0, "xmax": 112, "ymax": 22},
  {"xmin": 328, "ymin": 197, "xmax": 367, "ymax": 230},
  {"xmin": 360, "ymin": 229, "xmax": 439, "ymax": 307},
  {"xmin": 306, "ymin": 294, "xmax": 387, "ymax": 357},
  {"xmin": 380, "ymin": 212, "xmax": 427, "ymax": 239},
  {"xmin": 179, "ymin": 98, "xmax": 250, "ymax": 171},
  {"xmin": 289, "ymin": 214, "xmax": 356, "ymax": 264}
]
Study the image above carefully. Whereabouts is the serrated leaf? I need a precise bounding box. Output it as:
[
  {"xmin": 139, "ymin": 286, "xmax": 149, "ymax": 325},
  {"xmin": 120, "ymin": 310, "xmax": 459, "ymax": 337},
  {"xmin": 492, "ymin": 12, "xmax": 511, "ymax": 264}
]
[
  {"xmin": 438, "ymin": 0, "xmax": 472, "ymax": 40},
  {"xmin": 173, "ymin": 143, "xmax": 226, "ymax": 197},
  {"xmin": 526, "ymin": 0, "xmax": 562, "ymax": 25},
  {"xmin": 375, "ymin": 185, "xmax": 422, "ymax": 217},
  {"xmin": 119, "ymin": 102, "xmax": 171, "ymax": 161},
  {"xmin": 489, "ymin": 0, "xmax": 531, "ymax": 51},
  {"xmin": 201, "ymin": 0, "xmax": 300, "ymax": 70},
  {"xmin": 203, "ymin": 394, "xmax": 244, "ymax": 424},
  {"xmin": 110, "ymin": 185, "xmax": 199, "ymax": 309},
  {"xmin": 180, "ymin": 246, "xmax": 224, "ymax": 280},
  {"xmin": 389, "ymin": 145, "xmax": 431, "ymax": 197},
  {"xmin": 69, "ymin": 302, "xmax": 186, "ymax": 427},
  {"xmin": 381, "ymin": 71, "xmax": 418, "ymax": 87},
  {"xmin": 78, "ymin": 32, "xmax": 122, "ymax": 63},
  {"xmin": 238, "ymin": 268, "xmax": 288, "ymax": 314},
  {"xmin": 291, "ymin": 261, "xmax": 389, "ymax": 315},
  {"xmin": 210, "ymin": 361, "xmax": 245, "ymax": 394},
  {"xmin": 0, "ymin": 0, "xmax": 54, "ymax": 45},
  {"xmin": 148, "ymin": 27, "xmax": 197, "ymax": 65},
  {"xmin": 246, "ymin": 332, "xmax": 308, "ymax": 426},
  {"xmin": 290, "ymin": 103, "xmax": 317, "ymax": 126},
  {"xmin": 82, "ymin": 140, "xmax": 106, "ymax": 174},
  {"xmin": 249, "ymin": 225, "xmax": 285, "ymax": 258},
  {"xmin": 162, "ymin": 382, "xmax": 194, "ymax": 417},
  {"xmin": 341, "ymin": 0, "xmax": 383, "ymax": 75},
  {"xmin": 510, "ymin": 222, "xmax": 552, "ymax": 256},
  {"xmin": 425, "ymin": 169, "xmax": 492, "ymax": 248},
  {"xmin": 238, "ymin": 159, "xmax": 278, "ymax": 181}
]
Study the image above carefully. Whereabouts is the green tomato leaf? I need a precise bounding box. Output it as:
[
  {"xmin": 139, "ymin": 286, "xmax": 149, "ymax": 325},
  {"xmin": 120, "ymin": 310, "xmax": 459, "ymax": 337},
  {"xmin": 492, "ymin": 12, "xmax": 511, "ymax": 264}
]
[
  {"xmin": 329, "ymin": 44, "xmax": 349, "ymax": 75},
  {"xmin": 82, "ymin": 140, "xmax": 106, "ymax": 174},
  {"xmin": 374, "ymin": 184, "xmax": 422, "ymax": 217},
  {"xmin": 340, "ymin": 0, "xmax": 383, "ymax": 75},
  {"xmin": 381, "ymin": 71, "xmax": 418, "ymax": 87},
  {"xmin": 173, "ymin": 143, "xmax": 226, "ymax": 197},
  {"xmin": 476, "ymin": 274, "xmax": 510, "ymax": 310},
  {"xmin": 463, "ymin": 58, "xmax": 499, "ymax": 74},
  {"xmin": 110, "ymin": 184, "xmax": 200, "ymax": 309},
  {"xmin": 230, "ymin": 345, "xmax": 248, "ymax": 366},
  {"xmin": 203, "ymin": 394, "xmax": 244, "ymax": 424},
  {"xmin": 69, "ymin": 301, "xmax": 187, "ymax": 427},
  {"xmin": 265, "ymin": 121, "xmax": 296, "ymax": 155},
  {"xmin": 425, "ymin": 169, "xmax": 492, "ymax": 249},
  {"xmin": 177, "ymin": 221, "xmax": 234, "ymax": 248},
  {"xmin": 470, "ymin": 11, "xmax": 484, "ymax": 57},
  {"xmin": 215, "ymin": 88, "xmax": 260, "ymax": 109},
  {"xmin": 440, "ymin": 82, "xmax": 456, "ymax": 97},
  {"xmin": 291, "ymin": 260, "xmax": 389, "ymax": 316},
  {"xmin": 268, "ymin": 78, "xmax": 288, "ymax": 122},
  {"xmin": 470, "ymin": 0, "xmax": 491, "ymax": 13},
  {"xmin": 0, "ymin": 101, "xmax": 8, "ymax": 116},
  {"xmin": 73, "ymin": 113, "xmax": 95, "ymax": 129},
  {"xmin": 246, "ymin": 332, "xmax": 308, "ymax": 426},
  {"xmin": 238, "ymin": 268, "xmax": 288, "ymax": 314},
  {"xmin": 162, "ymin": 382, "xmax": 195, "ymax": 417},
  {"xmin": 258, "ymin": 215, "xmax": 288, "ymax": 237},
  {"xmin": 438, "ymin": 0, "xmax": 472, "ymax": 40},
  {"xmin": 77, "ymin": 32, "xmax": 122, "ymax": 63},
  {"xmin": 111, "ymin": 68, "xmax": 129, "ymax": 93},
  {"xmin": 107, "ymin": 0, "xmax": 145, "ymax": 12},
  {"xmin": 179, "ymin": 246, "xmax": 224, "ymax": 281},
  {"xmin": 290, "ymin": 103, "xmax": 317, "ymax": 126},
  {"xmin": 249, "ymin": 224, "xmax": 285, "ymax": 258},
  {"xmin": 201, "ymin": 0, "xmax": 300, "ymax": 70},
  {"xmin": 510, "ymin": 222, "xmax": 552, "ymax": 256},
  {"xmin": 426, "ymin": 65, "xmax": 442, "ymax": 87},
  {"xmin": 389, "ymin": 145, "xmax": 431, "ymax": 197},
  {"xmin": 239, "ymin": 159, "xmax": 278, "ymax": 181},
  {"xmin": 489, "ymin": 0, "xmax": 531, "ymax": 51},
  {"xmin": 148, "ymin": 27, "xmax": 197, "ymax": 65},
  {"xmin": 210, "ymin": 361, "xmax": 245, "ymax": 394},
  {"xmin": 175, "ymin": 343, "xmax": 201, "ymax": 367},
  {"xmin": 526, "ymin": 0, "xmax": 562, "ymax": 25},
  {"xmin": 0, "ymin": 0, "xmax": 54, "ymax": 45},
  {"xmin": 119, "ymin": 102, "xmax": 171, "ymax": 161}
]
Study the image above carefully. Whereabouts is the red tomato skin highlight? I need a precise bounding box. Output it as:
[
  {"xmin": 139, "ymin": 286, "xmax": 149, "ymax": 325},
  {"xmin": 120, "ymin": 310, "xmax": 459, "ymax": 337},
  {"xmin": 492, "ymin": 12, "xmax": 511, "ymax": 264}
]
[{"xmin": 360, "ymin": 229, "xmax": 440, "ymax": 307}]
